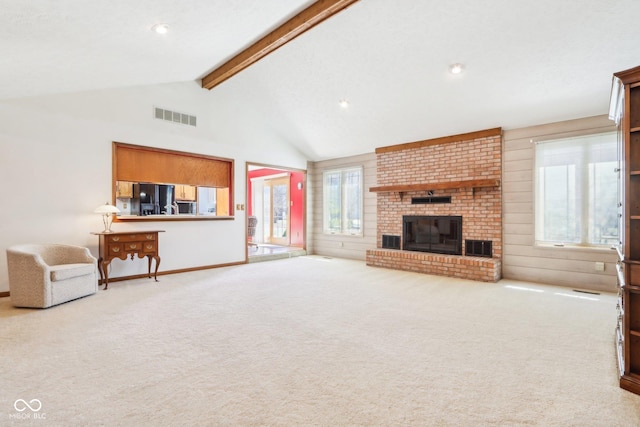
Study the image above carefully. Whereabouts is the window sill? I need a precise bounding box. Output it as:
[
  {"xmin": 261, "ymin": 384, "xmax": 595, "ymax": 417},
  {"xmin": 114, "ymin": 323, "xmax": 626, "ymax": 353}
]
[
  {"xmin": 324, "ymin": 232, "xmax": 363, "ymax": 237},
  {"xmin": 534, "ymin": 242, "xmax": 617, "ymax": 253}
]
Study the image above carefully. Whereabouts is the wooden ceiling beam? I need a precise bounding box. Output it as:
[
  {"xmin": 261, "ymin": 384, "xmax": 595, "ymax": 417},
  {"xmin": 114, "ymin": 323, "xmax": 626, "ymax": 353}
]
[{"xmin": 201, "ymin": 0, "xmax": 359, "ymax": 90}]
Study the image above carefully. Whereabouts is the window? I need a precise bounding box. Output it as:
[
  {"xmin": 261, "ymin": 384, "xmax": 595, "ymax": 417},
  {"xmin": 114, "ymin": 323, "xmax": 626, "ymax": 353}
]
[
  {"xmin": 535, "ymin": 132, "xmax": 618, "ymax": 247},
  {"xmin": 323, "ymin": 167, "xmax": 363, "ymax": 235}
]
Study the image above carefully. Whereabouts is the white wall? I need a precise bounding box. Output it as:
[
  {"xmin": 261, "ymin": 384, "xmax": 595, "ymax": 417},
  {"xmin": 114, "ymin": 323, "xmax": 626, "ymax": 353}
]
[
  {"xmin": 0, "ymin": 81, "xmax": 308, "ymax": 293},
  {"xmin": 502, "ymin": 115, "xmax": 618, "ymax": 292}
]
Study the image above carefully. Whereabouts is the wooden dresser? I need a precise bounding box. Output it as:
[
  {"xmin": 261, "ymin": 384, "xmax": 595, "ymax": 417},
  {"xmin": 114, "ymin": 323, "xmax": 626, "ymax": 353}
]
[
  {"xmin": 611, "ymin": 65, "xmax": 640, "ymax": 395},
  {"xmin": 91, "ymin": 230, "xmax": 164, "ymax": 290}
]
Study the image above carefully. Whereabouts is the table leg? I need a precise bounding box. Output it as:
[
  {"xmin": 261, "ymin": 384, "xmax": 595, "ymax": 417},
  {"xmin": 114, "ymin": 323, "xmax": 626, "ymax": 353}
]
[
  {"xmin": 101, "ymin": 259, "xmax": 111, "ymax": 290},
  {"xmin": 153, "ymin": 255, "xmax": 161, "ymax": 282},
  {"xmin": 97, "ymin": 256, "xmax": 104, "ymax": 284},
  {"xmin": 147, "ymin": 255, "xmax": 161, "ymax": 282}
]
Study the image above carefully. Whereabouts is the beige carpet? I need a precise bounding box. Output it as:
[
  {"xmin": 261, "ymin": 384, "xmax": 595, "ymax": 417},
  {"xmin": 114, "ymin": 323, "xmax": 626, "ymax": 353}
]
[{"xmin": 1, "ymin": 256, "xmax": 639, "ymax": 426}]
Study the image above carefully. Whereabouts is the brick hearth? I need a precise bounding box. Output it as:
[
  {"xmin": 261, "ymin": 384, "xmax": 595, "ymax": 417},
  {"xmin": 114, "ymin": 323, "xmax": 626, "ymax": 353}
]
[
  {"xmin": 366, "ymin": 128, "xmax": 502, "ymax": 282},
  {"xmin": 366, "ymin": 250, "xmax": 501, "ymax": 282}
]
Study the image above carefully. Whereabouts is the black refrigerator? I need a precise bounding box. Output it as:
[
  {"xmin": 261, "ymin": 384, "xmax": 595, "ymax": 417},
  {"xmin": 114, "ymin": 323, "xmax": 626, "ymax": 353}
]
[
  {"xmin": 135, "ymin": 184, "xmax": 175, "ymax": 215},
  {"xmin": 157, "ymin": 185, "xmax": 175, "ymax": 214}
]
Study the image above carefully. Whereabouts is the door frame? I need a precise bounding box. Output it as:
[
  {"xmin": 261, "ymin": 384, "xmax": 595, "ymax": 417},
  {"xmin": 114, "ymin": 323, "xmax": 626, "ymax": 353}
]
[{"xmin": 245, "ymin": 162, "xmax": 307, "ymax": 259}]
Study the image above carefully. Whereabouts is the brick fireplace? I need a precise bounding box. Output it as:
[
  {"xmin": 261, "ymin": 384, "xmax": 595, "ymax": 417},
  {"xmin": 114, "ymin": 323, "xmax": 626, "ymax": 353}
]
[{"xmin": 366, "ymin": 128, "xmax": 502, "ymax": 282}]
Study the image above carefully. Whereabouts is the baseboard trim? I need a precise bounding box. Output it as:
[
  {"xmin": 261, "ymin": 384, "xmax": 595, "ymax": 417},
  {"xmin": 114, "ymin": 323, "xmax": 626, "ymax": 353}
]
[
  {"xmin": 97, "ymin": 261, "xmax": 246, "ymax": 286},
  {"xmin": 1, "ymin": 262, "xmax": 249, "ymax": 294}
]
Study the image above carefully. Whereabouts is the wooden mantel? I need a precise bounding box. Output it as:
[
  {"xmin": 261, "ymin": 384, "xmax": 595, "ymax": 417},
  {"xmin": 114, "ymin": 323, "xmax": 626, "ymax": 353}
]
[{"xmin": 369, "ymin": 178, "xmax": 500, "ymax": 194}]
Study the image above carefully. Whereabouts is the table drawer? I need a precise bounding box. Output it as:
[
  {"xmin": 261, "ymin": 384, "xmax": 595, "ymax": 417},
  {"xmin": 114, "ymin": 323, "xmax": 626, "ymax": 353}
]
[
  {"xmin": 142, "ymin": 242, "xmax": 157, "ymax": 253},
  {"xmin": 105, "ymin": 241, "xmax": 155, "ymax": 256},
  {"xmin": 124, "ymin": 242, "xmax": 142, "ymax": 251},
  {"xmin": 107, "ymin": 234, "xmax": 137, "ymax": 243},
  {"xmin": 107, "ymin": 244, "xmax": 124, "ymax": 255},
  {"xmin": 106, "ymin": 233, "xmax": 156, "ymax": 243}
]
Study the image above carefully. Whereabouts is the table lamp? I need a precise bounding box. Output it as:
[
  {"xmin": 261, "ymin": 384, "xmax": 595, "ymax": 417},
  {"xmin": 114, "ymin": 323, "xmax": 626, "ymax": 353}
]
[{"xmin": 94, "ymin": 203, "xmax": 120, "ymax": 233}]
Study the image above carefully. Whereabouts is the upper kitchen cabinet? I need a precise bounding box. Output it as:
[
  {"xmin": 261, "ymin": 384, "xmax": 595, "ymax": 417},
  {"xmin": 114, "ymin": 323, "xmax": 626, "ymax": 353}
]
[
  {"xmin": 115, "ymin": 181, "xmax": 133, "ymax": 198},
  {"xmin": 175, "ymin": 184, "xmax": 197, "ymax": 201}
]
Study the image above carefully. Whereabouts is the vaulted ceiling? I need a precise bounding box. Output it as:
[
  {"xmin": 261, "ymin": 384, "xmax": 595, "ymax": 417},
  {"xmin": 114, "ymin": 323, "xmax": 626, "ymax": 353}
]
[{"xmin": 2, "ymin": 0, "xmax": 640, "ymax": 160}]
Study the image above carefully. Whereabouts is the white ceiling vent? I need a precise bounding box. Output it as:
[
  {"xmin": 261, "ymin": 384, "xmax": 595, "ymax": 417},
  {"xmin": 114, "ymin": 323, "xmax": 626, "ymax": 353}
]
[{"xmin": 154, "ymin": 107, "xmax": 196, "ymax": 127}]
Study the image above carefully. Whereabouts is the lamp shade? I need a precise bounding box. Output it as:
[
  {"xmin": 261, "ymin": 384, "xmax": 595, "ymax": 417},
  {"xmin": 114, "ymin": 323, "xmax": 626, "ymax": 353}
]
[
  {"xmin": 94, "ymin": 203, "xmax": 120, "ymax": 214},
  {"xmin": 95, "ymin": 203, "xmax": 120, "ymax": 233}
]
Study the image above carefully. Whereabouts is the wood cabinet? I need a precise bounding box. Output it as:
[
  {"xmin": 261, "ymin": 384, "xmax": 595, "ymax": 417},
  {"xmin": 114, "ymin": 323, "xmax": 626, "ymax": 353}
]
[
  {"xmin": 115, "ymin": 181, "xmax": 133, "ymax": 198},
  {"xmin": 91, "ymin": 230, "xmax": 164, "ymax": 290},
  {"xmin": 611, "ymin": 64, "xmax": 640, "ymax": 395},
  {"xmin": 216, "ymin": 188, "xmax": 229, "ymax": 216},
  {"xmin": 114, "ymin": 142, "xmax": 232, "ymax": 188},
  {"xmin": 175, "ymin": 184, "xmax": 197, "ymax": 201}
]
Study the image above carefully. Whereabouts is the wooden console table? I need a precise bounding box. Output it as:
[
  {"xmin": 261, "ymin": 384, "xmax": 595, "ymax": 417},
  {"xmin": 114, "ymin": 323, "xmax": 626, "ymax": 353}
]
[{"xmin": 91, "ymin": 230, "xmax": 164, "ymax": 290}]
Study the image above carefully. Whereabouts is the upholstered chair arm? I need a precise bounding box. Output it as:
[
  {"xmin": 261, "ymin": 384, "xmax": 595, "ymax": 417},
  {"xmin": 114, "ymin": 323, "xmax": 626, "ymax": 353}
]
[{"xmin": 6, "ymin": 248, "xmax": 52, "ymax": 307}]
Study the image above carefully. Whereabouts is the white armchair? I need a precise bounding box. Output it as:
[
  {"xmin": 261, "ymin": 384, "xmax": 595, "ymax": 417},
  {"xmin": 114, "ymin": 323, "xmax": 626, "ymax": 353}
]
[{"xmin": 6, "ymin": 244, "xmax": 98, "ymax": 308}]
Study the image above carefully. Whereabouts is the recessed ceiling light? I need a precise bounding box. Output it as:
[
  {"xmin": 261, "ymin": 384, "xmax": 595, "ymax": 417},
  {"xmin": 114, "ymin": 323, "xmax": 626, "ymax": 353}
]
[
  {"xmin": 339, "ymin": 99, "xmax": 350, "ymax": 108},
  {"xmin": 449, "ymin": 63, "xmax": 464, "ymax": 74},
  {"xmin": 151, "ymin": 23, "xmax": 169, "ymax": 34}
]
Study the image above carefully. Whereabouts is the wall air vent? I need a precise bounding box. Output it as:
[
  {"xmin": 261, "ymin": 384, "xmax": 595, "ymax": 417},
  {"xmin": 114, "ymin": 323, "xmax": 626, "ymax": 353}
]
[
  {"xmin": 411, "ymin": 196, "xmax": 452, "ymax": 204},
  {"xmin": 154, "ymin": 107, "xmax": 196, "ymax": 127}
]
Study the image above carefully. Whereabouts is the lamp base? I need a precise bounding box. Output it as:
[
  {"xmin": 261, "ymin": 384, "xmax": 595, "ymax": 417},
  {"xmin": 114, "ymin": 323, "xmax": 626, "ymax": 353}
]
[{"xmin": 101, "ymin": 214, "xmax": 115, "ymax": 234}]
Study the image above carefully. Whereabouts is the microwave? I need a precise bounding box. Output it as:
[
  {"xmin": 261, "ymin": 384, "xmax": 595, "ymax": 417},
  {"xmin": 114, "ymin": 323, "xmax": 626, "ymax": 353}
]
[{"xmin": 176, "ymin": 201, "xmax": 196, "ymax": 214}]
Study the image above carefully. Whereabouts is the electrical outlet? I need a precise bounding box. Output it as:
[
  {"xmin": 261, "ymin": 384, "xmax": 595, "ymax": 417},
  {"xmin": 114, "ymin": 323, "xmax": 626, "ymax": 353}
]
[{"xmin": 595, "ymin": 262, "xmax": 605, "ymax": 272}]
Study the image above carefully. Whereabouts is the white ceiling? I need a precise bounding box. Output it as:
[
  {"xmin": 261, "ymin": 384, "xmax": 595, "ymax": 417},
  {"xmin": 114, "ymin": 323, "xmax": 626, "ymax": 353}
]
[{"xmin": 2, "ymin": 0, "xmax": 640, "ymax": 160}]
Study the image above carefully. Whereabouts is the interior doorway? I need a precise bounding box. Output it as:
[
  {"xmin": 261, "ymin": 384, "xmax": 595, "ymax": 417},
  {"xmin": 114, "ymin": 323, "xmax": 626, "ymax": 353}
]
[{"xmin": 247, "ymin": 163, "xmax": 306, "ymax": 251}]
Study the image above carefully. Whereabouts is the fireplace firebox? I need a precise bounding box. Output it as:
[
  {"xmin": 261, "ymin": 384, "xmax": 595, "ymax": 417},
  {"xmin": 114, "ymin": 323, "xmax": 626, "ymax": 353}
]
[{"xmin": 403, "ymin": 215, "xmax": 462, "ymax": 255}]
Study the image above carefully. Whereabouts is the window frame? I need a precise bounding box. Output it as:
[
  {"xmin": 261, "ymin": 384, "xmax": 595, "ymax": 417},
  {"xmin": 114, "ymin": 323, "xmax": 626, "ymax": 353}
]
[
  {"xmin": 322, "ymin": 166, "xmax": 364, "ymax": 236},
  {"xmin": 533, "ymin": 131, "xmax": 618, "ymax": 249}
]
